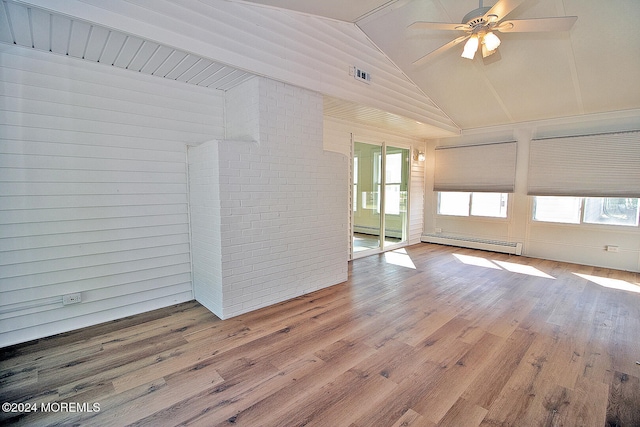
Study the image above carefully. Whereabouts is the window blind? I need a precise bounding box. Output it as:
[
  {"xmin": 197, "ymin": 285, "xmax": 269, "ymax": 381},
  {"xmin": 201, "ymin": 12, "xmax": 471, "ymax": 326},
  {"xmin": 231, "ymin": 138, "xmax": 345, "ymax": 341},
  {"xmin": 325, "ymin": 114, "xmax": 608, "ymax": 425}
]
[
  {"xmin": 527, "ymin": 130, "xmax": 640, "ymax": 197},
  {"xmin": 433, "ymin": 141, "xmax": 517, "ymax": 192}
]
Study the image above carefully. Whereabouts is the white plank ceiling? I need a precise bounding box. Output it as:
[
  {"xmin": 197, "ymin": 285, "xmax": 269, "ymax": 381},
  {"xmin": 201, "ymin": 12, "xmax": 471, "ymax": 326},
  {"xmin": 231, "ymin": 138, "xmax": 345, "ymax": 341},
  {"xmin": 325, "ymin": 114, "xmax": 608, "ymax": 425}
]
[
  {"xmin": 1, "ymin": 0, "xmax": 460, "ymax": 139},
  {"xmin": 0, "ymin": 0, "xmax": 254, "ymax": 91}
]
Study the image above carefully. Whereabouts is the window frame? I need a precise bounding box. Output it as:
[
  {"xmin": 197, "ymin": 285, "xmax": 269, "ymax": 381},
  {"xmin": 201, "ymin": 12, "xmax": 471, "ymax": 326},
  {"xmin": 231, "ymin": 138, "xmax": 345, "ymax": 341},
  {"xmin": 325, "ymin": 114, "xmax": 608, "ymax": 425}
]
[
  {"xmin": 374, "ymin": 150, "xmax": 407, "ymax": 216},
  {"xmin": 437, "ymin": 191, "xmax": 510, "ymax": 220},
  {"xmin": 532, "ymin": 196, "xmax": 640, "ymax": 228}
]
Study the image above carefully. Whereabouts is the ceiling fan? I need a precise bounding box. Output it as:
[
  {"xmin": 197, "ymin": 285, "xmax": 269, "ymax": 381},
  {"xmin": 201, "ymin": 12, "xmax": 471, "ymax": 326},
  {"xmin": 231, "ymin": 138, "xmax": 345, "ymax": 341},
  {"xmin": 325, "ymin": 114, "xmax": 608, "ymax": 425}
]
[{"xmin": 409, "ymin": 0, "xmax": 577, "ymax": 65}]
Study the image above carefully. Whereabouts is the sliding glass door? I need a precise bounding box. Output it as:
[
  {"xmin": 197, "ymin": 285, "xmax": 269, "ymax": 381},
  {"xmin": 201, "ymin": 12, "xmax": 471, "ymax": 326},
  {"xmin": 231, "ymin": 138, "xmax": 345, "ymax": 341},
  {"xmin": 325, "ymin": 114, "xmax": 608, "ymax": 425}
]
[
  {"xmin": 383, "ymin": 145, "xmax": 410, "ymax": 249},
  {"xmin": 352, "ymin": 141, "xmax": 410, "ymax": 258}
]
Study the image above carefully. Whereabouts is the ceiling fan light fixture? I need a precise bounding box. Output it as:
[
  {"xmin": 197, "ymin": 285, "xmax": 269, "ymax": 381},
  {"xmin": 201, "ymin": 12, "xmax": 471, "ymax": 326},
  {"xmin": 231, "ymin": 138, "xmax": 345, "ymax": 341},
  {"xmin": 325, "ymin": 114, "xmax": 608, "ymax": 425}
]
[
  {"xmin": 461, "ymin": 35, "xmax": 479, "ymax": 59},
  {"xmin": 410, "ymin": 0, "xmax": 578, "ymax": 65},
  {"xmin": 482, "ymin": 31, "xmax": 501, "ymax": 51},
  {"xmin": 481, "ymin": 43, "xmax": 496, "ymax": 58}
]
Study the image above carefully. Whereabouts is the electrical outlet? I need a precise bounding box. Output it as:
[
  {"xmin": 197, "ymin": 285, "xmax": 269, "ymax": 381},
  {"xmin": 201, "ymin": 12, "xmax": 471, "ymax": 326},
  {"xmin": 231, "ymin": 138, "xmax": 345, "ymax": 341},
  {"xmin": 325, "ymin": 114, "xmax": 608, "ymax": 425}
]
[
  {"xmin": 63, "ymin": 293, "xmax": 82, "ymax": 305},
  {"xmin": 435, "ymin": 228, "xmax": 442, "ymax": 233},
  {"xmin": 606, "ymin": 245, "xmax": 619, "ymax": 253}
]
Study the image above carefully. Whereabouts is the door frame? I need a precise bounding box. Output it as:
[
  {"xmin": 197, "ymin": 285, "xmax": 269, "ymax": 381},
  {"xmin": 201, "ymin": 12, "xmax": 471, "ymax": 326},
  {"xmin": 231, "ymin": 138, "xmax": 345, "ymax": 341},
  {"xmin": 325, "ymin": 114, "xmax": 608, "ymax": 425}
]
[{"xmin": 350, "ymin": 138, "xmax": 413, "ymax": 260}]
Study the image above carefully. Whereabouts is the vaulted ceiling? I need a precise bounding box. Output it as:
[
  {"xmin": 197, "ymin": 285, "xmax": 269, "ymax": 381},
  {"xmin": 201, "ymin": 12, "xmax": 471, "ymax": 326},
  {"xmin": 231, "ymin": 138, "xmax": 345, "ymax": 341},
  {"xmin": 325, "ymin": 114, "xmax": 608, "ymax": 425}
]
[
  {"xmin": 247, "ymin": 0, "xmax": 640, "ymax": 130},
  {"xmin": 2, "ymin": 0, "xmax": 639, "ymax": 137}
]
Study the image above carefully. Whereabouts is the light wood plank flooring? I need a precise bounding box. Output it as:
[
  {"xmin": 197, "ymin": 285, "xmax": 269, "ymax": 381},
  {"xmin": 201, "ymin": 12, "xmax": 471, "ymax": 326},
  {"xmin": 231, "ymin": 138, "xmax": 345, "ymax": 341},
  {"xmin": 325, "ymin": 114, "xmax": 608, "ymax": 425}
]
[{"xmin": 2, "ymin": 243, "xmax": 640, "ymax": 426}]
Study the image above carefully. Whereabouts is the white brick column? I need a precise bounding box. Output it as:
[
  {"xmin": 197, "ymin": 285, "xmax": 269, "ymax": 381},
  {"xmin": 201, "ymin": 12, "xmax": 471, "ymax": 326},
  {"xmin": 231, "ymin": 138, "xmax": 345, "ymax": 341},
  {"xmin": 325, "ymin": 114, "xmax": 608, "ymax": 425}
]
[{"xmin": 189, "ymin": 77, "xmax": 348, "ymax": 319}]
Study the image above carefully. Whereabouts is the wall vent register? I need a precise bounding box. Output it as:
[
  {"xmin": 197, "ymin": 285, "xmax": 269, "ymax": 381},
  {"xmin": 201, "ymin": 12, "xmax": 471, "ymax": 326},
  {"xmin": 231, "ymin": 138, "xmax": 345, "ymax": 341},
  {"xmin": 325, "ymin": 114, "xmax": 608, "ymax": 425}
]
[{"xmin": 351, "ymin": 66, "xmax": 371, "ymax": 84}]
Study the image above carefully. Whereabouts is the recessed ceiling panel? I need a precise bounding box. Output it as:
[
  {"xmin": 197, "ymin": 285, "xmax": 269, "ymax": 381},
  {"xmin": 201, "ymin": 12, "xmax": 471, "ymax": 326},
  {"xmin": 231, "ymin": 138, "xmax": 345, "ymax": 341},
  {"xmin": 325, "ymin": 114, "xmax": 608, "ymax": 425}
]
[
  {"xmin": 50, "ymin": 15, "xmax": 72, "ymax": 54},
  {"xmin": 217, "ymin": 72, "xmax": 255, "ymax": 91},
  {"xmin": 127, "ymin": 41, "xmax": 159, "ymax": 71},
  {"xmin": 84, "ymin": 26, "xmax": 110, "ymax": 61},
  {"xmin": 5, "ymin": 2, "xmax": 30, "ymax": 47},
  {"xmin": 113, "ymin": 36, "xmax": 144, "ymax": 68},
  {"xmin": 140, "ymin": 45, "xmax": 173, "ymax": 74},
  {"xmin": 177, "ymin": 59, "xmax": 214, "ymax": 83},
  {"xmin": 99, "ymin": 31, "xmax": 128, "ymax": 65},
  {"xmin": 0, "ymin": 3, "xmax": 12, "ymax": 43},
  {"xmin": 164, "ymin": 54, "xmax": 200, "ymax": 80},
  {"xmin": 152, "ymin": 51, "xmax": 188, "ymax": 77},
  {"xmin": 30, "ymin": 8, "xmax": 51, "ymax": 50},
  {"xmin": 189, "ymin": 63, "xmax": 225, "ymax": 86},
  {"xmin": 208, "ymin": 69, "xmax": 244, "ymax": 89},
  {"xmin": 197, "ymin": 65, "xmax": 232, "ymax": 87},
  {"xmin": 0, "ymin": 0, "xmax": 258, "ymax": 93},
  {"xmin": 67, "ymin": 20, "xmax": 92, "ymax": 58}
]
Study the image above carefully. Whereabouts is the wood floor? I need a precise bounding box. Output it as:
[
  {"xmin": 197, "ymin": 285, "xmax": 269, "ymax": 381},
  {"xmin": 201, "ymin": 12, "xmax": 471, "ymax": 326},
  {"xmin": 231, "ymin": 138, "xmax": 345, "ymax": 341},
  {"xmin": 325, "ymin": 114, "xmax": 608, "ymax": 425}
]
[{"xmin": 2, "ymin": 243, "xmax": 640, "ymax": 427}]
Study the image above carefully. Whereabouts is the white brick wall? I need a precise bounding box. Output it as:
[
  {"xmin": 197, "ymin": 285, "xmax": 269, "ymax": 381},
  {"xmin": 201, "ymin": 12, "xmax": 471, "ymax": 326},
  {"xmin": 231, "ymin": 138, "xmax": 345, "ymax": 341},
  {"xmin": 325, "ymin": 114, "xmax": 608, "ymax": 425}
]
[
  {"xmin": 187, "ymin": 141, "xmax": 223, "ymax": 316},
  {"xmin": 224, "ymin": 77, "xmax": 260, "ymax": 142},
  {"xmin": 189, "ymin": 77, "xmax": 348, "ymax": 319}
]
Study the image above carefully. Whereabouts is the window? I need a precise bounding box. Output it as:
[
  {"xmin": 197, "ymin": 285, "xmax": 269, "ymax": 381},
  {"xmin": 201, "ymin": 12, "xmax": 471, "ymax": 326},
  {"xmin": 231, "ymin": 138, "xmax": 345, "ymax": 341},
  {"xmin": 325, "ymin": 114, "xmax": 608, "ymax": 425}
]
[
  {"xmin": 374, "ymin": 151, "xmax": 406, "ymax": 215},
  {"xmin": 533, "ymin": 196, "xmax": 582, "ymax": 224},
  {"xmin": 584, "ymin": 198, "xmax": 639, "ymax": 226},
  {"xmin": 471, "ymin": 192, "xmax": 508, "ymax": 217},
  {"xmin": 533, "ymin": 197, "xmax": 640, "ymax": 226},
  {"xmin": 384, "ymin": 152, "xmax": 403, "ymax": 215},
  {"xmin": 438, "ymin": 192, "xmax": 508, "ymax": 218},
  {"xmin": 438, "ymin": 192, "xmax": 470, "ymax": 216}
]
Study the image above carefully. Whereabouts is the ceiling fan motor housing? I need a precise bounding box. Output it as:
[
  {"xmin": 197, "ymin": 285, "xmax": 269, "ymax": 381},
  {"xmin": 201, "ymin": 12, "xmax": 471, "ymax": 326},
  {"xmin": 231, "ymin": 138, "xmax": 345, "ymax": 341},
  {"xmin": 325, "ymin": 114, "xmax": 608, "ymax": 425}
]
[{"xmin": 462, "ymin": 6, "xmax": 492, "ymax": 27}]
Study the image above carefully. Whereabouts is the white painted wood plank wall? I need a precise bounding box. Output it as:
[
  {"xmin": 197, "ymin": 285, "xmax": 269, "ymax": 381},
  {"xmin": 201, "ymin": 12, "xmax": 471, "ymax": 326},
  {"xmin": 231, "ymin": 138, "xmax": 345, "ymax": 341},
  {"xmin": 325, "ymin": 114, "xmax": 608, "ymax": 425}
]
[
  {"xmin": 22, "ymin": 0, "xmax": 458, "ymax": 137},
  {"xmin": 0, "ymin": 45, "xmax": 225, "ymax": 347},
  {"xmin": 409, "ymin": 148, "xmax": 426, "ymax": 245}
]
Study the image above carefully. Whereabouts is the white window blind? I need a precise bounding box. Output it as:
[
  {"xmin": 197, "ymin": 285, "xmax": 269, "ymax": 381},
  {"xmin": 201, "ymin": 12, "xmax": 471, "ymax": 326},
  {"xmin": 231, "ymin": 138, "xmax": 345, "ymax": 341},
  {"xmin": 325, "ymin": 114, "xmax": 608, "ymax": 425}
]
[
  {"xmin": 434, "ymin": 141, "xmax": 517, "ymax": 192},
  {"xmin": 528, "ymin": 131, "xmax": 640, "ymax": 197}
]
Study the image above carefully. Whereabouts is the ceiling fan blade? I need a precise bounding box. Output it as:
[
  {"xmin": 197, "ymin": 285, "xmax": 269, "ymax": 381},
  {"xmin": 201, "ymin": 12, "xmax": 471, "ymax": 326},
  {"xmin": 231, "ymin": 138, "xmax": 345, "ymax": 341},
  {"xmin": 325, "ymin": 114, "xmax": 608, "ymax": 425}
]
[
  {"xmin": 408, "ymin": 21, "xmax": 469, "ymax": 31},
  {"xmin": 483, "ymin": 0, "xmax": 526, "ymax": 22},
  {"xmin": 413, "ymin": 35, "xmax": 470, "ymax": 66},
  {"xmin": 496, "ymin": 16, "xmax": 578, "ymax": 32}
]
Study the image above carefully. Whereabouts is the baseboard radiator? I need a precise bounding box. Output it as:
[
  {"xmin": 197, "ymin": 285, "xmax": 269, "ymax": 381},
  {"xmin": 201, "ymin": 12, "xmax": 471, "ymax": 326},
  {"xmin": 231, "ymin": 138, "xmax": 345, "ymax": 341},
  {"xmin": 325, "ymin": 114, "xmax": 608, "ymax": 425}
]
[{"xmin": 421, "ymin": 233, "xmax": 522, "ymax": 255}]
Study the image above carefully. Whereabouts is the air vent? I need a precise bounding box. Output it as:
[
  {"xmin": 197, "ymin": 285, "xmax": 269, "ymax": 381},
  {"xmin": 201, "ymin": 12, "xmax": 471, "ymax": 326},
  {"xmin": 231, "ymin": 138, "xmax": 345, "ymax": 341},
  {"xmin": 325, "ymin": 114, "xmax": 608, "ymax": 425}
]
[{"xmin": 352, "ymin": 66, "xmax": 371, "ymax": 84}]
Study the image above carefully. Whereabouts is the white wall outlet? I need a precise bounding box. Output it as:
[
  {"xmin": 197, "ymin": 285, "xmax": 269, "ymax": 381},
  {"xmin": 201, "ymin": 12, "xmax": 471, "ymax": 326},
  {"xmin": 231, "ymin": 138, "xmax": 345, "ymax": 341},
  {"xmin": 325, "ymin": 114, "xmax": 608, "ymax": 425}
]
[
  {"xmin": 63, "ymin": 293, "xmax": 82, "ymax": 305},
  {"xmin": 606, "ymin": 245, "xmax": 619, "ymax": 253},
  {"xmin": 435, "ymin": 228, "xmax": 442, "ymax": 233}
]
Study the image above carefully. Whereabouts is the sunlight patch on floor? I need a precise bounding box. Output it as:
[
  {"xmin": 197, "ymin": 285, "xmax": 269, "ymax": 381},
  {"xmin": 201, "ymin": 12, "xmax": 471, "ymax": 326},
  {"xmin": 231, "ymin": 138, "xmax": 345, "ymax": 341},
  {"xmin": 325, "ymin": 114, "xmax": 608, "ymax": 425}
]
[
  {"xmin": 453, "ymin": 253, "xmax": 556, "ymax": 278},
  {"xmin": 493, "ymin": 260, "xmax": 555, "ymax": 279},
  {"xmin": 573, "ymin": 273, "xmax": 640, "ymax": 293},
  {"xmin": 384, "ymin": 248, "xmax": 416, "ymax": 269},
  {"xmin": 453, "ymin": 253, "xmax": 502, "ymax": 270}
]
